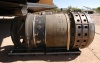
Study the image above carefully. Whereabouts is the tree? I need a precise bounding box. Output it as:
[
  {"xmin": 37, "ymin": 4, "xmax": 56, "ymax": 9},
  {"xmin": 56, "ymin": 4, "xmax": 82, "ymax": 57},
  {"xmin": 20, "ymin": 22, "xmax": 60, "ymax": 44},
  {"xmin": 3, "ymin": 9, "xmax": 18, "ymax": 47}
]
[
  {"xmin": 67, "ymin": 6, "xmax": 81, "ymax": 12},
  {"xmin": 96, "ymin": 7, "xmax": 100, "ymax": 13}
]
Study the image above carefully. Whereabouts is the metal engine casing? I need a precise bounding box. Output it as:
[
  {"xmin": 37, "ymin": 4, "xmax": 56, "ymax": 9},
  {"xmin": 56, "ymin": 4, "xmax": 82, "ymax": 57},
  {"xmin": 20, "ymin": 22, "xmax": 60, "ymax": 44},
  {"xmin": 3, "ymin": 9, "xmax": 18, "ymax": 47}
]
[{"xmin": 23, "ymin": 12, "xmax": 95, "ymax": 50}]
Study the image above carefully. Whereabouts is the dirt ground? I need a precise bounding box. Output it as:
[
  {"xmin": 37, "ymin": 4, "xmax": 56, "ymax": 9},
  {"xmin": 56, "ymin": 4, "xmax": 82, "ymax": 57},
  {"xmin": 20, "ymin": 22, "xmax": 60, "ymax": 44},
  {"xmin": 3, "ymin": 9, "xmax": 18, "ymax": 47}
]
[{"xmin": 0, "ymin": 14, "xmax": 100, "ymax": 63}]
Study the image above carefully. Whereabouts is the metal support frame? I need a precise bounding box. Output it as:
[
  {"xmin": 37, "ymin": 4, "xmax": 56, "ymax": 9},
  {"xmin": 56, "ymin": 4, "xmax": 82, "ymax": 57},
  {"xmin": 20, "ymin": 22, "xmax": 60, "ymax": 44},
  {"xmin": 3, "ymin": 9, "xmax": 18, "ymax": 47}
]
[{"xmin": 8, "ymin": 47, "xmax": 81, "ymax": 55}]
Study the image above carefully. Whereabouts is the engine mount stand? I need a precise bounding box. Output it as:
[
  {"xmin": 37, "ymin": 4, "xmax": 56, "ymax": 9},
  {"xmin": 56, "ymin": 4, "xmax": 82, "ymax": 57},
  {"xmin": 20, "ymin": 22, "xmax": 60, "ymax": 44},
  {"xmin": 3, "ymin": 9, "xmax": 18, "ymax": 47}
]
[{"xmin": 8, "ymin": 47, "xmax": 81, "ymax": 55}]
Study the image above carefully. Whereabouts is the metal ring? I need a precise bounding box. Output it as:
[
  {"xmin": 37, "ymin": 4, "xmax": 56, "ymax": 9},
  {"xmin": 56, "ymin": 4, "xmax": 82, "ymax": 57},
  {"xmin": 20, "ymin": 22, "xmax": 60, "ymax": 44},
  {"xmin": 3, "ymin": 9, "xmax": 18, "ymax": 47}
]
[
  {"xmin": 34, "ymin": 15, "xmax": 46, "ymax": 47},
  {"xmin": 65, "ymin": 14, "xmax": 70, "ymax": 50},
  {"xmin": 83, "ymin": 13, "xmax": 95, "ymax": 47},
  {"xmin": 71, "ymin": 12, "xmax": 82, "ymax": 49}
]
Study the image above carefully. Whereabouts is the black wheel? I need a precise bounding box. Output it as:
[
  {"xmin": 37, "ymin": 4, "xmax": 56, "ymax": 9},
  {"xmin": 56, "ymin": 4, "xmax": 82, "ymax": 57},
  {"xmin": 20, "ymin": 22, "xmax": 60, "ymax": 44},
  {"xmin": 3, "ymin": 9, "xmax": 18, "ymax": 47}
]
[{"xmin": 11, "ymin": 16, "xmax": 26, "ymax": 48}]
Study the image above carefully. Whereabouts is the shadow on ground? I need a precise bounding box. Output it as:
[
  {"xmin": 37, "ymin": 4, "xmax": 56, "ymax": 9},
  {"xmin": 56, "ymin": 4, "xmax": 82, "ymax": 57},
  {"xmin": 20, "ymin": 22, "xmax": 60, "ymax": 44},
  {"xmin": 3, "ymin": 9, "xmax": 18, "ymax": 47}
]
[
  {"xmin": 0, "ymin": 19, "xmax": 12, "ymax": 47},
  {"xmin": 0, "ymin": 45, "xmax": 80, "ymax": 63}
]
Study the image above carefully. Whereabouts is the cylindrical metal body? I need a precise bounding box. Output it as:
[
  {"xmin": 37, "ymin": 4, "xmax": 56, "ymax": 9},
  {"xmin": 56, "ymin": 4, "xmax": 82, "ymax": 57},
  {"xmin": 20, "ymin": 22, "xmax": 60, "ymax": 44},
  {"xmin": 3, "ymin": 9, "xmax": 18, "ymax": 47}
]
[
  {"xmin": 11, "ymin": 12, "xmax": 95, "ymax": 50},
  {"xmin": 45, "ymin": 14, "xmax": 68, "ymax": 47}
]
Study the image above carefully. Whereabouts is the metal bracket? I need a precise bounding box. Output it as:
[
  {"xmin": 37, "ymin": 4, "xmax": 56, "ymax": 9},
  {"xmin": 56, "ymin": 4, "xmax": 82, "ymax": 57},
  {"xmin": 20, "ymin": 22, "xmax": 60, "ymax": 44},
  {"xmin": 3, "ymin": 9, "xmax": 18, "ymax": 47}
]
[{"xmin": 21, "ymin": 6, "xmax": 28, "ymax": 16}]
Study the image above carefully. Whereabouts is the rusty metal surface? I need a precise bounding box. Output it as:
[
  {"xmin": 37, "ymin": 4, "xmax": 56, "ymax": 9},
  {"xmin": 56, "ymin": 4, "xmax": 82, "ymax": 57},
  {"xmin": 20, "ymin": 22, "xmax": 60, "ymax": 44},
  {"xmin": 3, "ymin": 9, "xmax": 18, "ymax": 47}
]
[{"xmin": 46, "ymin": 14, "xmax": 67, "ymax": 47}]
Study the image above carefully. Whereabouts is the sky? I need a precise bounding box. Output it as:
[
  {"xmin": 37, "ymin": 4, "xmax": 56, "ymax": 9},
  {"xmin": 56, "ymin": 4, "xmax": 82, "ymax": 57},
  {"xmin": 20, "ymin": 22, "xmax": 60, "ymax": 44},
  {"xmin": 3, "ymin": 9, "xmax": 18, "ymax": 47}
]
[{"xmin": 53, "ymin": 0, "xmax": 100, "ymax": 9}]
